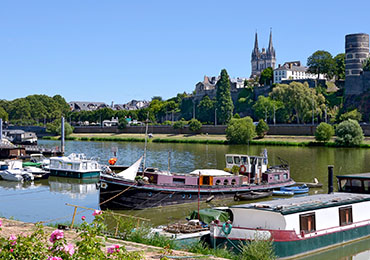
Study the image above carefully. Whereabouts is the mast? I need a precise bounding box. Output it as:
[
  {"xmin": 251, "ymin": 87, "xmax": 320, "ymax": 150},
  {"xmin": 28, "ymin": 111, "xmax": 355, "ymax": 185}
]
[{"xmin": 143, "ymin": 112, "xmax": 149, "ymax": 170}]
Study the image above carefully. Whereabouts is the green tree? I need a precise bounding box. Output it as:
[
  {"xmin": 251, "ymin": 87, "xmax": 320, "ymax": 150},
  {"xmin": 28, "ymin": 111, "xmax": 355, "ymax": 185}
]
[
  {"xmin": 0, "ymin": 107, "xmax": 9, "ymax": 121},
  {"xmin": 118, "ymin": 117, "xmax": 128, "ymax": 129},
  {"xmin": 216, "ymin": 69, "xmax": 234, "ymax": 124},
  {"xmin": 46, "ymin": 119, "xmax": 73, "ymax": 136},
  {"xmin": 226, "ymin": 117, "xmax": 256, "ymax": 144},
  {"xmin": 253, "ymin": 96, "xmax": 274, "ymax": 121},
  {"xmin": 259, "ymin": 67, "xmax": 273, "ymax": 86},
  {"xmin": 339, "ymin": 109, "xmax": 362, "ymax": 122},
  {"xmin": 335, "ymin": 119, "xmax": 364, "ymax": 146},
  {"xmin": 197, "ymin": 96, "xmax": 215, "ymax": 123},
  {"xmin": 256, "ymin": 119, "xmax": 269, "ymax": 138},
  {"xmin": 235, "ymin": 87, "xmax": 254, "ymax": 114},
  {"xmin": 307, "ymin": 50, "xmax": 335, "ymax": 79},
  {"xmin": 270, "ymin": 82, "xmax": 326, "ymax": 124},
  {"xmin": 189, "ymin": 119, "xmax": 202, "ymax": 132},
  {"xmin": 315, "ymin": 122, "xmax": 334, "ymax": 142},
  {"xmin": 333, "ymin": 53, "xmax": 345, "ymax": 80}
]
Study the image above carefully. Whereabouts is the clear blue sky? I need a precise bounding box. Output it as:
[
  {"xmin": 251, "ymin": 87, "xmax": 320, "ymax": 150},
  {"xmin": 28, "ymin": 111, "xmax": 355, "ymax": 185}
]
[{"xmin": 1, "ymin": 0, "xmax": 370, "ymax": 104}]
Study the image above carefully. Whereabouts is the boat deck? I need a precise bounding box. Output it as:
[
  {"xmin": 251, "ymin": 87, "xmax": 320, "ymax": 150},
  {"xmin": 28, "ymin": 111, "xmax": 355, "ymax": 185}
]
[{"xmin": 232, "ymin": 193, "xmax": 370, "ymax": 215}]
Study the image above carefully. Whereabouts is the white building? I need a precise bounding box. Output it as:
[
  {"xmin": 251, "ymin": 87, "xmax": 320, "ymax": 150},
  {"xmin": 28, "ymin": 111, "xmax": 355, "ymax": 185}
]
[{"xmin": 273, "ymin": 61, "xmax": 325, "ymax": 84}]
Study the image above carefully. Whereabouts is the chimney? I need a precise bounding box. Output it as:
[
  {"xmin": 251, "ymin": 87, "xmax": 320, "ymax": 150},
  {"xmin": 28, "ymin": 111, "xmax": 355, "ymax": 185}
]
[{"xmin": 328, "ymin": 165, "xmax": 334, "ymax": 194}]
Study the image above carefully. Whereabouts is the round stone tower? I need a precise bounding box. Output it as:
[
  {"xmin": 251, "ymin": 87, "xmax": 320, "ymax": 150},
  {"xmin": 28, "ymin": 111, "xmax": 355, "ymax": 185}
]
[{"xmin": 345, "ymin": 33, "xmax": 369, "ymax": 95}]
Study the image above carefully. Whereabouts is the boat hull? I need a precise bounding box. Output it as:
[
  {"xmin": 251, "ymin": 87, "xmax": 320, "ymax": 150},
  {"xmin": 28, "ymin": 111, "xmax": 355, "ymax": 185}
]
[
  {"xmin": 50, "ymin": 169, "xmax": 100, "ymax": 179},
  {"xmin": 99, "ymin": 175, "xmax": 295, "ymax": 210},
  {"xmin": 210, "ymin": 222, "xmax": 370, "ymax": 259}
]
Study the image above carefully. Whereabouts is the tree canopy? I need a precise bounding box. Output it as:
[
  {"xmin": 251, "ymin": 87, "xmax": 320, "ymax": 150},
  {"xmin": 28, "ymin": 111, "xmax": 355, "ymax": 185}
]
[
  {"xmin": 307, "ymin": 50, "xmax": 335, "ymax": 79},
  {"xmin": 259, "ymin": 67, "xmax": 273, "ymax": 86},
  {"xmin": 226, "ymin": 117, "xmax": 256, "ymax": 144},
  {"xmin": 216, "ymin": 69, "xmax": 234, "ymax": 124}
]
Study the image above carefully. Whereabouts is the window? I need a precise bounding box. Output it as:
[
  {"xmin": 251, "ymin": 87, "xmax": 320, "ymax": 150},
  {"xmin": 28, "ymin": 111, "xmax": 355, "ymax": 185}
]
[
  {"xmin": 283, "ymin": 173, "xmax": 288, "ymax": 179},
  {"xmin": 274, "ymin": 174, "xmax": 280, "ymax": 181},
  {"xmin": 351, "ymin": 179, "xmax": 363, "ymax": 193},
  {"xmin": 339, "ymin": 206, "xmax": 353, "ymax": 226},
  {"xmin": 223, "ymin": 179, "xmax": 229, "ymax": 185},
  {"xmin": 364, "ymin": 180, "xmax": 370, "ymax": 193},
  {"xmin": 226, "ymin": 156, "xmax": 233, "ymax": 164},
  {"xmin": 173, "ymin": 178, "xmax": 186, "ymax": 184},
  {"xmin": 300, "ymin": 213, "xmax": 316, "ymax": 234},
  {"xmin": 233, "ymin": 156, "xmax": 240, "ymax": 165}
]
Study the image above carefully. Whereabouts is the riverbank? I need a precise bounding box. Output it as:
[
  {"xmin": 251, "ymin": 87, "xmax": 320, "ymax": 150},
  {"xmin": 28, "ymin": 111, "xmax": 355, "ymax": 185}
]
[
  {"xmin": 43, "ymin": 133, "xmax": 370, "ymax": 148},
  {"xmin": 0, "ymin": 217, "xmax": 226, "ymax": 260}
]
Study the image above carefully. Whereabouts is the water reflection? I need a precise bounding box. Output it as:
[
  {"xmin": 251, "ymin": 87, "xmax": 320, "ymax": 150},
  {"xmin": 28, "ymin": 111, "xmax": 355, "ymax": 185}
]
[
  {"xmin": 299, "ymin": 237, "xmax": 370, "ymax": 260},
  {"xmin": 48, "ymin": 176, "xmax": 98, "ymax": 199}
]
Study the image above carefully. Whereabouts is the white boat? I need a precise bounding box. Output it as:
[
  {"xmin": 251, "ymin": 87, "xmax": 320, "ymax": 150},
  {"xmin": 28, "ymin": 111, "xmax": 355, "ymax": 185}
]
[
  {"xmin": 210, "ymin": 172, "xmax": 370, "ymax": 259},
  {"xmin": 49, "ymin": 153, "xmax": 101, "ymax": 179},
  {"xmin": 0, "ymin": 160, "xmax": 34, "ymax": 182}
]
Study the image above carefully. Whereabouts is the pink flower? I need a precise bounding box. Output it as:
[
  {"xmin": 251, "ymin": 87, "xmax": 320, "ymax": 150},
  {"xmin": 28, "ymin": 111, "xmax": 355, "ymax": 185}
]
[
  {"xmin": 63, "ymin": 243, "xmax": 75, "ymax": 256},
  {"xmin": 0, "ymin": 219, "xmax": 2, "ymax": 227},
  {"xmin": 92, "ymin": 210, "xmax": 102, "ymax": 216},
  {"xmin": 107, "ymin": 244, "xmax": 120, "ymax": 254},
  {"xmin": 81, "ymin": 216, "xmax": 86, "ymax": 221},
  {"xmin": 49, "ymin": 229, "xmax": 64, "ymax": 243},
  {"xmin": 47, "ymin": 257, "xmax": 63, "ymax": 260},
  {"xmin": 9, "ymin": 234, "xmax": 17, "ymax": 245},
  {"xmin": 10, "ymin": 249, "xmax": 14, "ymax": 253}
]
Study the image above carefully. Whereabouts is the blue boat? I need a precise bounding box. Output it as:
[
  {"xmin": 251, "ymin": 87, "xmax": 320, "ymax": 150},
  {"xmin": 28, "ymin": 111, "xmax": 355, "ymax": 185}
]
[
  {"xmin": 280, "ymin": 184, "xmax": 309, "ymax": 194},
  {"xmin": 272, "ymin": 190, "xmax": 294, "ymax": 196}
]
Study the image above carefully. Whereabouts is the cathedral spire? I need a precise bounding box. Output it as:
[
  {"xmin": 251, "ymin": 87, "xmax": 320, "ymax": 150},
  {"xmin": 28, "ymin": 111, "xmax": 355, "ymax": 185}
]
[
  {"xmin": 254, "ymin": 31, "xmax": 259, "ymax": 50},
  {"xmin": 268, "ymin": 28, "xmax": 274, "ymax": 53}
]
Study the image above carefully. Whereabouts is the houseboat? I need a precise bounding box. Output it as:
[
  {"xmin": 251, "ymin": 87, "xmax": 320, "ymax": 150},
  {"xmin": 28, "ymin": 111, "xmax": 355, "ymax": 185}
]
[
  {"xmin": 210, "ymin": 171, "xmax": 370, "ymax": 259},
  {"xmin": 99, "ymin": 151, "xmax": 295, "ymax": 210},
  {"xmin": 49, "ymin": 153, "xmax": 101, "ymax": 179}
]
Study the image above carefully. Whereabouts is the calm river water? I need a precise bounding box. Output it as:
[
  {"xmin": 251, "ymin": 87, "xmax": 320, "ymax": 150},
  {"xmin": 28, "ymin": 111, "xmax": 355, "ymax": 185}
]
[{"xmin": 1, "ymin": 139, "xmax": 370, "ymax": 258}]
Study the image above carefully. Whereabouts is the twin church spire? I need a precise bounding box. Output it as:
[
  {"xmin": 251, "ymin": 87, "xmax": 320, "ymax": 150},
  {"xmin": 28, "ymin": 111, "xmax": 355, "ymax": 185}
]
[{"xmin": 251, "ymin": 29, "xmax": 276, "ymax": 77}]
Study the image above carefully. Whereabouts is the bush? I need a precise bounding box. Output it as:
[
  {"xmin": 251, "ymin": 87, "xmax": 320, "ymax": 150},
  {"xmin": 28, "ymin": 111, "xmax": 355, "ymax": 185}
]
[
  {"xmin": 339, "ymin": 109, "xmax": 362, "ymax": 122},
  {"xmin": 46, "ymin": 119, "xmax": 73, "ymax": 136},
  {"xmin": 163, "ymin": 120, "xmax": 172, "ymax": 125},
  {"xmin": 239, "ymin": 236, "xmax": 276, "ymax": 260},
  {"xmin": 189, "ymin": 119, "xmax": 202, "ymax": 132},
  {"xmin": 335, "ymin": 119, "xmax": 364, "ymax": 146},
  {"xmin": 233, "ymin": 113, "xmax": 241, "ymax": 119},
  {"xmin": 226, "ymin": 117, "xmax": 256, "ymax": 144},
  {"xmin": 173, "ymin": 120, "xmax": 186, "ymax": 130},
  {"xmin": 315, "ymin": 122, "xmax": 334, "ymax": 142},
  {"xmin": 256, "ymin": 119, "xmax": 269, "ymax": 138},
  {"xmin": 118, "ymin": 118, "xmax": 128, "ymax": 129}
]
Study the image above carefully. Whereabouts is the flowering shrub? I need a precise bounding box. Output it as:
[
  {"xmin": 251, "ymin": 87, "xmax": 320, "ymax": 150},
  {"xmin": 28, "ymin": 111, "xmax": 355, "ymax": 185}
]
[{"xmin": 0, "ymin": 211, "xmax": 143, "ymax": 260}]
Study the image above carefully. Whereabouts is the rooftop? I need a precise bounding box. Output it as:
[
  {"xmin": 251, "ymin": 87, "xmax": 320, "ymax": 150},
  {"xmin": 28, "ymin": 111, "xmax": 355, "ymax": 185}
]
[
  {"xmin": 232, "ymin": 192, "xmax": 370, "ymax": 215},
  {"xmin": 336, "ymin": 172, "xmax": 370, "ymax": 179}
]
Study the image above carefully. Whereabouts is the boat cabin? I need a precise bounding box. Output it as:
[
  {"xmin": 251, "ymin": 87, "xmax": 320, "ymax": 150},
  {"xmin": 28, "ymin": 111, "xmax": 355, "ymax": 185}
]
[
  {"xmin": 225, "ymin": 154, "xmax": 268, "ymax": 175},
  {"xmin": 337, "ymin": 173, "xmax": 370, "ymax": 194},
  {"xmin": 49, "ymin": 153, "xmax": 100, "ymax": 173}
]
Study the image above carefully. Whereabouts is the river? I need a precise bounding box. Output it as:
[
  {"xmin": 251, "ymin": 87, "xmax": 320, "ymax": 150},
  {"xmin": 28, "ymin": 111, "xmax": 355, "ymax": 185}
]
[{"xmin": 1, "ymin": 139, "xmax": 370, "ymax": 258}]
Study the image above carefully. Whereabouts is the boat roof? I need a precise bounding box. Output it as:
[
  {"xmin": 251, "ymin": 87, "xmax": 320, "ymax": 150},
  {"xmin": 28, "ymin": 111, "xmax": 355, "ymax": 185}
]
[
  {"xmin": 336, "ymin": 173, "xmax": 370, "ymax": 179},
  {"xmin": 231, "ymin": 193, "xmax": 370, "ymax": 215},
  {"xmin": 189, "ymin": 169, "xmax": 232, "ymax": 176}
]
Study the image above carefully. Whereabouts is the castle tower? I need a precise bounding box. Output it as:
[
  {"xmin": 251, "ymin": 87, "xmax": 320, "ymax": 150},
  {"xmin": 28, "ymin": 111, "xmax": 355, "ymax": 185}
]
[
  {"xmin": 250, "ymin": 30, "xmax": 276, "ymax": 78},
  {"xmin": 345, "ymin": 33, "xmax": 369, "ymax": 95}
]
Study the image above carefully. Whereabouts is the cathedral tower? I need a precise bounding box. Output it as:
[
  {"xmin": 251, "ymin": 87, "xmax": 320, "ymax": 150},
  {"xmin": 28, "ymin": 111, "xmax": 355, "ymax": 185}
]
[{"xmin": 251, "ymin": 30, "xmax": 276, "ymax": 78}]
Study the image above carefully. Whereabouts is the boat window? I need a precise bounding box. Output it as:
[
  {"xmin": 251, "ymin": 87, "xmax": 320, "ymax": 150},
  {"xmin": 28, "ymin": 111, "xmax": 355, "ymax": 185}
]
[
  {"xmin": 224, "ymin": 179, "xmax": 229, "ymax": 185},
  {"xmin": 215, "ymin": 180, "xmax": 221, "ymax": 185},
  {"xmin": 173, "ymin": 178, "xmax": 186, "ymax": 184},
  {"xmin": 274, "ymin": 174, "xmax": 280, "ymax": 181},
  {"xmin": 364, "ymin": 181, "xmax": 370, "ymax": 194},
  {"xmin": 82, "ymin": 162, "xmax": 87, "ymax": 170},
  {"xmin": 231, "ymin": 179, "xmax": 236, "ymax": 185},
  {"xmin": 258, "ymin": 158, "xmax": 262, "ymax": 167},
  {"xmin": 0, "ymin": 165, "xmax": 8, "ymax": 170},
  {"xmin": 300, "ymin": 213, "xmax": 316, "ymax": 234},
  {"xmin": 233, "ymin": 157, "xmax": 240, "ymax": 165},
  {"xmin": 283, "ymin": 173, "xmax": 288, "ymax": 179},
  {"xmin": 351, "ymin": 179, "xmax": 363, "ymax": 193},
  {"xmin": 339, "ymin": 179, "xmax": 351, "ymax": 192},
  {"xmin": 226, "ymin": 156, "xmax": 233, "ymax": 164},
  {"xmin": 339, "ymin": 206, "xmax": 353, "ymax": 226},
  {"xmin": 241, "ymin": 157, "xmax": 248, "ymax": 164},
  {"xmin": 202, "ymin": 176, "xmax": 211, "ymax": 185}
]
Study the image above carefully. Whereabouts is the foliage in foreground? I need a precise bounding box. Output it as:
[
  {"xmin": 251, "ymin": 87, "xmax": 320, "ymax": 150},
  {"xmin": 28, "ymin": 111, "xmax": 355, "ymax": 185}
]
[
  {"xmin": 335, "ymin": 119, "xmax": 364, "ymax": 146},
  {"xmin": 315, "ymin": 122, "xmax": 334, "ymax": 142},
  {"xmin": 0, "ymin": 211, "xmax": 143, "ymax": 260}
]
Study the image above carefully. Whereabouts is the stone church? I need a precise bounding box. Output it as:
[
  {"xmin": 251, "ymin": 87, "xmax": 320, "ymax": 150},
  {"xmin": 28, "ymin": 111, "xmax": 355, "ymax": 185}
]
[{"xmin": 251, "ymin": 30, "xmax": 276, "ymax": 77}]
